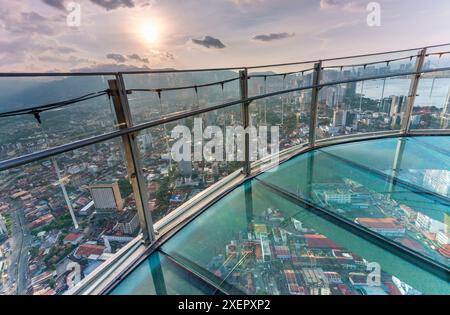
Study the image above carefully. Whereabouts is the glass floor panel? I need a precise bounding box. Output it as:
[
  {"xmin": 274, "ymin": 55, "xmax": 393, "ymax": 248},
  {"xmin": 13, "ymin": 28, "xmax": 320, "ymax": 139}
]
[
  {"xmin": 109, "ymin": 136, "xmax": 450, "ymax": 295},
  {"xmin": 259, "ymin": 137, "xmax": 450, "ymax": 266},
  {"xmin": 317, "ymin": 136, "xmax": 450, "ymax": 197},
  {"xmin": 109, "ymin": 251, "xmax": 218, "ymax": 295}
]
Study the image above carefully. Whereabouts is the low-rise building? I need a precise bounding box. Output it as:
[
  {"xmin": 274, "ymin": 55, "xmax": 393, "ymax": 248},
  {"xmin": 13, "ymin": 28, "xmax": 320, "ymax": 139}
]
[
  {"xmin": 356, "ymin": 218, "xmax": 405, "ymax": 237},
  {"xmin": 74, "ymin": 243, "xmax": 105, "ymax": 260},
  {"xmin": 63, "ymin": 233, "xmax": 83, "ymax": 246}
]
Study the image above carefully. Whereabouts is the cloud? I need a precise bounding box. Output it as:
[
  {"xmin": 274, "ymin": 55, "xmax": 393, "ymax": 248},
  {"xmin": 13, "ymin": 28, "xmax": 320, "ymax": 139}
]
[
  {"xmin": 252, "ymin": 32, "xmax": 295, "ymax": 42},
  {"xmin": 140, "ymin": 1, "xmax": 156, "ymax": 7},
  {"xmin": 229, "ymin": 0, "xmax": 265, "ymax": 6},
  {"xmin": 2, "ymin": 11, "xmax": 63, "ymax": 36},
  {"xmin": 38, "ymin": 55, "xmax": 90, "ymax": 66},
  {"xmin": 127, "ymin": 53, "xmax": 149, "ymax": 63},
  {"xmin": 149, "ymin": 50, "xmax": 175, "ymax": 62},
  {"xmin": 89, "ymin": 0, "xmax": 135, "ymax": 11},
  {"xmin": 192, "ymin": 36, "xmax": 226, "ymax": 49},
  {"xmin": 71, "ymin": 63, "xmax": 149, "ymax": 73},
  {"xmin": 320, "ymin": 0, "xmax": 339, "ymax": 9},
  {"xmin": 54, "ymin": 46, "xmax": 78, "ymax": 54},
  {"xmin": 319, "ymin": 0, "xmax": 366, "ymax": 12},
  {"xmin": 106, "ymin": 53, "xmax": 127, "ymax": 63},
  {"xmin": 41, "ymin": 0, "xmax": 67, "ymax": 11},
  {"xmin": 107, "ymin": 52, "xmax": 174, "ymax": 65},
  {"xmin": 0, "ymin": 38, "xmax": 79, "ymax": 68}
]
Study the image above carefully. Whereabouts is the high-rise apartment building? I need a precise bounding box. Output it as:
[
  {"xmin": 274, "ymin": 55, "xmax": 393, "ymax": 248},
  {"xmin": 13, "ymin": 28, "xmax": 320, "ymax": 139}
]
[
  {"xmin": 89, "ymin": 181, "xmax": 124, "ymax": 211},
  {"xmin": 390, "ymin": 95, "xmax": 407, "ymax": 128},
  {"xmin": 423, "ymin": 169, "xmax": 450, "ymax": 196},
  {"xmin": 333, "ymin": 109, "xmax": 348, "ymax": 127}
]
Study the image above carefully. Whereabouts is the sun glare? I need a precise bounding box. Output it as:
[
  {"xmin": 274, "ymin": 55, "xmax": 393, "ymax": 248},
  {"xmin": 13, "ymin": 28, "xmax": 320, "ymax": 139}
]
[{"xmin": 141, "ymin": 23, "xmax": 158, "ymax": 44}]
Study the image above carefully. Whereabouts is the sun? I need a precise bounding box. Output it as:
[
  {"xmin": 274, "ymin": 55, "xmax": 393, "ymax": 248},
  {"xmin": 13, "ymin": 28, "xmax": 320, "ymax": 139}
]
[{"xmin": 141, "ymin": 23, "xmax": 158, "ymax": 44}]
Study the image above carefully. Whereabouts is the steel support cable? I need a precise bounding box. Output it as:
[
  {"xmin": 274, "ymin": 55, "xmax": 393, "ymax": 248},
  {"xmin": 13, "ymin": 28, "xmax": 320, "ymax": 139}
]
[
  {"xmin": 0, "ymin": 90, "xmax": 109, "ymax": 123},
  {"xmin": 323, "ymin": 54, "xmax": 420, "ymax": 70},
  {"xmin": 126, "ymin": 77, "xmax": 240, "ymax": 94},
  {"xmin": 425, "ymin": 51, "xmax": 450, "ymax": 57},
  {"xmin": 233, "ymin": 53, "xmax": 427, "ymax": 79},
  {"xmin": 248, "ymin": 67, "xmax": 315, "ymax": 79},
  {"xmin": 2, "ymin": 43, "xmax": 450, "ymax": 77}
]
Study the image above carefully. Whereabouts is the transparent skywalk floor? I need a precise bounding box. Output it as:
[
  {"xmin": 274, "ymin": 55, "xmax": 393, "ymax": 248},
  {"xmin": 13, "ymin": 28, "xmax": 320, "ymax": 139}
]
[{"xmin": 110, "ymin": 136, "xmax": 450, "ymax": 295}]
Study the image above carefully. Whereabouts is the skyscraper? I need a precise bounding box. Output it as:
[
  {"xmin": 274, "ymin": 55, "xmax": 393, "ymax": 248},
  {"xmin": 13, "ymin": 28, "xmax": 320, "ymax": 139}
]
[
  {"xmin": 333, "ymin": 109, "xmax": 348, "ymax": 127},
  {"xmin": 423, "ymin": 169, "xmax": 450, "ymax": 196},
  {"xmin": 390, "ymin": 95, "xmax": 407, "ymax": 128},
  {"xmin": 90, "ymin": 181, "xmax": 124, "ymax": 211}
]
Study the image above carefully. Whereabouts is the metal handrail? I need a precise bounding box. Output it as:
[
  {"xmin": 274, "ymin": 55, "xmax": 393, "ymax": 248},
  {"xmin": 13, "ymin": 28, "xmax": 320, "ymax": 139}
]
[
  {"xmin": 1, "ymin": 43, "xmax": 449, "ymax": 77},
  {"xmin": 1, "ymin": 64, "xmax": 450, "ymax": 171}
]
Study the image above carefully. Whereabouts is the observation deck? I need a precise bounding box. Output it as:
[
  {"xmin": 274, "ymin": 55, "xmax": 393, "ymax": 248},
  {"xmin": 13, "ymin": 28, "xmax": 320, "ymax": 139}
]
[{"xmin": 0, "ymin": 44, "xmax": 449, "ymax": 295}]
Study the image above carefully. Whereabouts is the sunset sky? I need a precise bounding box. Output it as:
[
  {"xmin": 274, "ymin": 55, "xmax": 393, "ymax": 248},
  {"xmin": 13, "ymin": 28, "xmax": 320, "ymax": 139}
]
[{"xmin": 1, "ymin": 0, "xmax": 450, "ymax": 72}]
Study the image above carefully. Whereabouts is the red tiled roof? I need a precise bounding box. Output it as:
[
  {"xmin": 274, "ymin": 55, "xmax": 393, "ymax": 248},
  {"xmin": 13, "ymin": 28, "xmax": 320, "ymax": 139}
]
[
  {"xmin": 64, "ymin": 233, "xmax": 82, "ymax": 242},
  {"xmin": 304, "ymin": 234, "xmax": 342, "ymax": 249},
  {"xmin": 338, "ymin": 284, "xmax": 353, "ymax": 295},
  {"xmin": 438, "ymin": 245, "xmax": 450, "ymax": 258},
  {"xmin": 75, "ymin": 244, "xmax": 105, "ymax": 258},
  {"xmin": 356, "ymin": 218, "xmax": 403, "ymax": 229},
  {"xmin": 396, "ymin": 238, "xmax": 426, "ymax": 253},
  {"xmin": 384, "ymin": 282, "xmax": 402, "ymax": 295}
]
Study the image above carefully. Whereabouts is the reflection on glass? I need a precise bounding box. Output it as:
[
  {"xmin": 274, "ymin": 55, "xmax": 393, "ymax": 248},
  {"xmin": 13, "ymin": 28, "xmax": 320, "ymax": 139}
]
[
  {"xmin": 137, "ymin": 105, "xmax": 244, "ymax": 223},
  {"xmin": 158, "ymin": 179, "xmax": 449, "ymax": 295},
  {"xmin": 411, "ymin": 73, "xmax": 450, "ymax": 130},
  {"xmin": 315, "ymin": 77, "xmax": 411, "ymax": 140},
  {"xmin": 109, "ymin": 251, "xmax": 217, "ymax": 295},
  {"xmin": 259, "ymin": 137, "xmax": 450, "ymax": 266},
  {"xmin": 124, "ymin": 71, "xmax": 240, "ymax": 125},
  {"xmin": 250, "ymin": 90, "xmax": 311, "ymax": 152}
]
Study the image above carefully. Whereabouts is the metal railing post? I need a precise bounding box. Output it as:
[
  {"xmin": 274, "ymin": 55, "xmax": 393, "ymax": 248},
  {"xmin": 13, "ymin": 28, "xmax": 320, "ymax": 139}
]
[
  {"xmin": 401, "ymin": 48, "xmax": 427, "ymax": 134},
  {"xmin": 108, "ymin": 75, "xmax": 155, "ymax": 243},
  {"xmin": 309, "ymin": 61, "xmax": 322, "ymax": 147},
  {"xmin": 239, "ymin": 69, "xmax": 251, "ymax": 176}
]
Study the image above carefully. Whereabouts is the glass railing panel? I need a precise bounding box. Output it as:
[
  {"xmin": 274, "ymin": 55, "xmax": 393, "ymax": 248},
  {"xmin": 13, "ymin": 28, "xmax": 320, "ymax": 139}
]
[
  {"xmin": 109, "ymin": 251, "xmax": 217, "ymax": 295},
  {"xmin": 412, "ymin": 136, "xmax": 450, "ymax": 155},
  {"xmin": 248, "ymin": 65, "xmax": 314, "ymax": 98},
  {"xmin": 423, "ymin": 45, "xmax": 450, "ymax": 71},
  {"xmin": 315, "ymin": 77, "xmax": 411, "ymax": 140},
  {"xmin": 0, "ymin": 75, "xmax": 117, "ymax": 161},
  {"xmin": 123, "ymin": 71, "xmax": 241, "ymax": 125},
  {"xmin": 160, "ymin": 179, "xmax": 449, "ymax": 295},
  {"xmin": 249, "ymin": 90, "xmax": 311, "ymax": 152},
  {"xmin": 0, "ymin": 137, "xmax": 140, "ymax": 295},
  {"xmin": 136, "ymin": 104, "xmax": 244, "ymax": 223},
  {"xmin": 321, "ymin": 51, "xmax": 419, "ymax": 85},
  {"xmin": 410, "ymin": 71, "xmax": 450, "ymax": 130},
  {"xmin": 258, "ymin": 137, "xmax": 450, "ymax": 267},
  {"xmin": 318, "ymin": 136, "xmax": 450, "ymax": 197}
]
